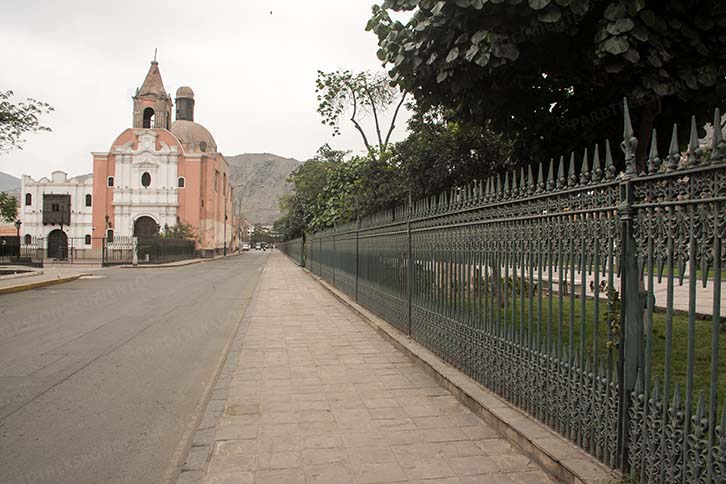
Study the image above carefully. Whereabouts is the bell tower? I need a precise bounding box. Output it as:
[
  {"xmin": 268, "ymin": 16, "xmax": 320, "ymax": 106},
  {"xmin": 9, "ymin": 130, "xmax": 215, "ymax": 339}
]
[{"xmin": 132, "ymin": 59, "xmax": 172, "ymax": 129}]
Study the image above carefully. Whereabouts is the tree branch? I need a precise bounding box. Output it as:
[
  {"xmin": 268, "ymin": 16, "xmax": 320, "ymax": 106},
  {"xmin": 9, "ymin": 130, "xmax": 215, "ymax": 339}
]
[
  {"xmin": 383, "ymin": 91, "xmax": 408, "ymax": 149},
  {"xmin": 364, "ymin": 84, "xmax": 384, "ymax": 151},
  {"xmin": 348, "ymin": 86, "xmax": 375, "ymax": 159}
]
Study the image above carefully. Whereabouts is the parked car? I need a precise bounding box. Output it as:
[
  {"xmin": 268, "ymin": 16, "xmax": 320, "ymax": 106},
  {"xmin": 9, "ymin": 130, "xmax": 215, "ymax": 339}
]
[
  {"xmin": 241, "ymin": 243, "xmax": 250, "ymax": 251},
  {"xmin": 255, "ymin": 243, "xmax": 262, "ymax": 250}
]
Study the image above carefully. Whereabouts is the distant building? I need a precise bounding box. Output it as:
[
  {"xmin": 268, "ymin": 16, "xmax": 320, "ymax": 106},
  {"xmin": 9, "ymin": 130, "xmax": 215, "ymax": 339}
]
[
  {"xmin": 19, "ymin": 60, "xmax": 234, "ymax": 259},
  {"xmin": 91, "ymin": 60, "xmax": 232, "ymax": 256},
  {"xmin": 20, "ymin": 171, "xmax": 93, "ymax": 258}
]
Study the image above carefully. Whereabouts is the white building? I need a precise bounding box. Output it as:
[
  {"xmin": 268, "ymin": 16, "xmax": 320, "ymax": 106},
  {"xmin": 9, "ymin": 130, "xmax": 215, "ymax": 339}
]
[{"xmin": 20, "ymin": 171, "xmax": 94, "ymax": 258}]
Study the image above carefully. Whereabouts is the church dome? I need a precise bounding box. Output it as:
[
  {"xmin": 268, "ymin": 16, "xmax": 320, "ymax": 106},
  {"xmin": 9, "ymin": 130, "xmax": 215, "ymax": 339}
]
[
  {"xmin": 171, "ymin": 120, "xmax": 217, "ymax": 153},
  {"xmin": 176, "ymin": 86, "xmax": 194, "ymax": 99}
]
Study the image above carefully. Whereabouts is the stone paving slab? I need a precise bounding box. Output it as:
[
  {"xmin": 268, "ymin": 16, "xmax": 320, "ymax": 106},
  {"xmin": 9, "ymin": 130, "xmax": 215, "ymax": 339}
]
[{"xmin": 192, "ymin": 253, "xmax": 560, "ymax": 484}]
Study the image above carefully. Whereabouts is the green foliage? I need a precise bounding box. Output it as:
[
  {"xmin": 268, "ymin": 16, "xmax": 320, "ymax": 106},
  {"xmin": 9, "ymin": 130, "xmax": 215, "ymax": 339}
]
[
  {"xmin": 0, "ymin": 192, "xmax": 18, "ymax": 223},
  {"xmin": 393, "ymin": 106, "xmax": 514, "ymax": 200},
  {"xmin": 276, "ymin": 105, "xmax": 514, "ymax": 240},
  {"xmin": 368, "ymin": 1, "xmax": 726, "ymax": 167},
  {"xmin": 160, "ymin": 221, "xmax": 197, "ymax": 240},
  {"xmin": 605, "ymin": 286, "xmax": 622, "ymax": 351},
  {"xmin": 0, "ymin": 90, "xmax": 53, "ymax": 153},
  {"xmin": 316, "ymin": 69, "xmax": 407, "ymax": 159}
]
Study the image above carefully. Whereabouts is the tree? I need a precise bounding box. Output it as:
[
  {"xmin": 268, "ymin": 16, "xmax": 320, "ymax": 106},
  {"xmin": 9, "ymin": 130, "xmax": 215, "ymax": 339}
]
[
  {"xmin": 275, "ymin": 145, "xmax": 344, "ymax": 239},
  {"xmin": 0, "ymin": 90, "xmax": 54, "ymax": 153},
  {"xmin": 393, "ymin": 106, "xmax": 514, "ymax": 201},
  {"xmin": 316, "ymin": 69, "xmax": 408, "ymax": 160},
  {"xmin": 369, "ymin": 0, "xmax": 726, "ymax": 170},
  {"xmin": 0, "ymin": 192, "xmax": 18, "ymax": 223},
  {"xmin": 160, "ymin": 221, "xmax": 197, "ymax": 240}
]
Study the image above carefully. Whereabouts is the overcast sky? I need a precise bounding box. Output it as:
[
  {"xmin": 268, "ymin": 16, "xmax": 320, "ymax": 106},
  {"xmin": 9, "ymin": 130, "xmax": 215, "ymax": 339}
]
[{"xmin": 0, "ymin": 0, "xmax": 411, "ymax": 180}]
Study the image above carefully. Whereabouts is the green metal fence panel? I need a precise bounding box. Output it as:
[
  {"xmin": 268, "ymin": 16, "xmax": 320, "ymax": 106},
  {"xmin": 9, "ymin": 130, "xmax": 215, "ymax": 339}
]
[
  {"xmin": 279, "ymin": 237, "xmax": 304, "ymax": 266},
  {"xmin": 304, "ymin": 101, "xmax": 726, "ymax": 482}
]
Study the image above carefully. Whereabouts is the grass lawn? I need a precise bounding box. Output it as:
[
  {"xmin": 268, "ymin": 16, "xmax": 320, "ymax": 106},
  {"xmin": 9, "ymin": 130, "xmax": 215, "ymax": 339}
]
[{"xmin": 462, "ymin": 290, "xmax": 726, "ymax": 406}]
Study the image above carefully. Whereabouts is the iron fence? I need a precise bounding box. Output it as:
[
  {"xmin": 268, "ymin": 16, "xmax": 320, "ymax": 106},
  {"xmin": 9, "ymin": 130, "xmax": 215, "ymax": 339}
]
[
  {"xmin": 302, "ymin": 100, "xmax": 726, "ymax": 483},
  {"xmin": 0, "ymin": 235, "xmax": 197, "ymax": 266},
  {"xmin": 278, "ymin": 237, "xmax": 304, "ymax": 266},
  {"xmin": 136, "ymin": 236, "xmax": 197, "ymax": 264},
  {"xmin": 0, "ymin": 236, "xmax": 43, "ymax": 267}
]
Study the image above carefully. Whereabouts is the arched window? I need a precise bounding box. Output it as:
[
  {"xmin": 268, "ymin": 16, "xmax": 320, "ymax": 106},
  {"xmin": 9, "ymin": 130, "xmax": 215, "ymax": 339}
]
[
  {"xmin": 141, "ymin": 172, "xmax": 151, "ymax": 188},
  {"xmin": 85, "ymin": 194, "xmax": 92, "ymax": 207},
  {"xmin": 84, "ymin": 234, "xmax": 91, "ymax": 245},
  {"xmin": 178, "ymin": 177, "xmax": 185, "ymax": 188},
  {"xmin": 107, "ymin": 176, "xmax": 114, "ymax": 187},
  {"xmin": 143, "ymin": 107, "xmax": 155, "ymax": 128},
  {"xmin": 24, "ymin": 234, "xmax": 32, "ymax": 245},
  {"xmin": 25, "ymin": 193, "xmax": 32, "ymax": 206},
  {"xmin": 106, "ymin": 229, "xmax": 114, "ymax": 242}
]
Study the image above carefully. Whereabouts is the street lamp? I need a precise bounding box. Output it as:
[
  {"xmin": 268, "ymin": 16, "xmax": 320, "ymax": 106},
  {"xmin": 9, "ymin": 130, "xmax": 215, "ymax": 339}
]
[{"xmin": 14, "ymin": 219, "xmax": 21, "ymax": 261}]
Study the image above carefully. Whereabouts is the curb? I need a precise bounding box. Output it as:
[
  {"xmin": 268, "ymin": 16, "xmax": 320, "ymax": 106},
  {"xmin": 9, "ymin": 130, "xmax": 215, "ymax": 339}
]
[
  {"xmin": 172, "ymin": 262, "xmax": 264, "ymax": 484},
  {"xmin": 0, "ymin": 269, "xmax": 44, "ymax": 281},
  {"xmin": 121, "ymin": 253, "xmax": 243, "ymax": 269},
  {"xmin": 306, "ymin": 268, "xmax": 618, "ymax": 484},
  {"xmin": 0, "ymin": 273, "xmax": 87, "ymax": 295}
]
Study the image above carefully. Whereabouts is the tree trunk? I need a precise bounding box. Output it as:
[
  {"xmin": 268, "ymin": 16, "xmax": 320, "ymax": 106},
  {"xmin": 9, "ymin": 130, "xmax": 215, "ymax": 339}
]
[{"xmin": 635, "ymin": 97, "xmax": 662, "ymax": 173}]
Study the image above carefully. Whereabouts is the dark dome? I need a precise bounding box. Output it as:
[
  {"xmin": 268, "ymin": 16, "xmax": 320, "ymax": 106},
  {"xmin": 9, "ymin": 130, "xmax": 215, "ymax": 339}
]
[{"xmin": 176, "ymin": 86, "xmax": 194, "ymax": 99}]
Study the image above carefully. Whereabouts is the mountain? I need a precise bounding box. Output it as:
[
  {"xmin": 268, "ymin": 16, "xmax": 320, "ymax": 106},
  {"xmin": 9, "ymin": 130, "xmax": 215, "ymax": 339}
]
[
  {"xmin": 0, "ymin": 171, "xmax": 21, "ymax": 197},
  {"xmin": 226, "ymin": 153, "xmax": 301, "ymax": 226}
]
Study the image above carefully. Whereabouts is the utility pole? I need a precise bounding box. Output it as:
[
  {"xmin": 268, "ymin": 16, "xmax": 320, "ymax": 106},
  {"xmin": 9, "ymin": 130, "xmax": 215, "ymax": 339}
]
[{"xmin": 223, "ymin": 185, "xmax": 228, "ymax": 257}]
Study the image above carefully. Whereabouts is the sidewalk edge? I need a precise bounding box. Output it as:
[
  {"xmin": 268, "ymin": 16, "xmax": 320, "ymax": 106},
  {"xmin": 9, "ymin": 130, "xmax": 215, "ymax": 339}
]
[
  {"xmin": 305, "ymin": 267, "xmax": 619, "ymax": 484},
  {"xmin": 171, "ymin": 262, "xmax": 265, "ymax": 484},
  {"xmin": 0, "ymin": 274, "xmax": 86, "ymax": 295}
]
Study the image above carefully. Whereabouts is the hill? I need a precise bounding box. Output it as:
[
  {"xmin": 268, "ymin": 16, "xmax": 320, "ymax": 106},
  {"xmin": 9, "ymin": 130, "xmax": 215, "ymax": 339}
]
[
  {"xmin": 0, "ymin": 171, "xmax": 21, "ymax": 197},
  {"xmin": 226, "ymin": 153, "xmax": 300, "ymax": 226}
]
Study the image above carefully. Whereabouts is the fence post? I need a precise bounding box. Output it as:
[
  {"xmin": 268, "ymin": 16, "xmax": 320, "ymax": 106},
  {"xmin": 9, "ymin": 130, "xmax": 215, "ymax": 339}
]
[
  {"xmin": 332, "ymin": 227, "xmax": 336, "ymax": 288},
  {"xmin": 300, "ymin": 236, "xmax": 304, "ymax": 267},
  {"xmin": 407, "ymin": 192, "xmax": 413, "ymax": 337},
  {"xmin": 355, "ymin": 217, "xmax": 360, "ymax": 303},
  {"xmin": 617, "ymin": 100, "xmax": 644, "ymax": 470}
]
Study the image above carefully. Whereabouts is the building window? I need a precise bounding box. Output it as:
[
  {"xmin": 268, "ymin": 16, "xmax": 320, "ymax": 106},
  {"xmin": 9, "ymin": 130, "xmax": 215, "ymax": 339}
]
[
  {"xmin": 143, "ymin": 107, "xmax": 155, "ymax": 128},
  {"xmin": 178, "ymin": 177, "xmax": 185, "ymax": 188},
  {"xmin": 24, "ymin": 234, "xmax": 32, "ymax": 245},
  {"xmin": 85, "ymin": 234, "xmax": 91, "ymax": 245},
  {"xmin": 106, "ymin": 229, "xmax": 114, "ymax": 242},
  {"xmin": 141, "ymin": 172, "xmax": 151, "ymax": 188},
  {"xmin": 25, "ymin": 193, "xmax": 32, "ymax": 206},
  {"xmin": 223, "ymin": 173, "xmax": 227, "ymax": 195},
  {"xmin": 107, "ymin": 176, "xmax": 114, "ymax": 187},
  {"xmin": 215, "ymin": 170, "xmax": 219, "ymax": 192},
  {"xmin": 85, "ymin": 194, "xmax": 92, "ymax": 207}
]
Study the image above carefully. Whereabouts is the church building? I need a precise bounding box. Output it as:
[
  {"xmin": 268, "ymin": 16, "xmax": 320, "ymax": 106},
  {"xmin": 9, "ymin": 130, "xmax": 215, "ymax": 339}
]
[
  {"xmin": 20, "ymin": 60, "xmax": 233, "ymax": 258},
  {"xmin": 91, "ymin": 60, "xmax": 232, "ymax": 255}
]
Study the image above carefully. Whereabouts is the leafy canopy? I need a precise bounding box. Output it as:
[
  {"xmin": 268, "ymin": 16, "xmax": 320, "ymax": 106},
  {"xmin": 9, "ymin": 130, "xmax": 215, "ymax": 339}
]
[
  {"xmin": 368, "ymin": 0, "xmax": 726, "ymax": 165},
  {"xmin": 394, "ymin": 106, "xmax": 514, "ymax": 201},
  {"xmin": 0, "ymin": 90, "xmax": 53, "ymax": 153}
]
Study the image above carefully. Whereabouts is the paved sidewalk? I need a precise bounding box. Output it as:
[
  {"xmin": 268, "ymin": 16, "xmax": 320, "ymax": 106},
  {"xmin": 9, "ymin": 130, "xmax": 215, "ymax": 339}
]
[{"xmin": 196, "ymin": 253, "xmax": 558, "ymax": 484}]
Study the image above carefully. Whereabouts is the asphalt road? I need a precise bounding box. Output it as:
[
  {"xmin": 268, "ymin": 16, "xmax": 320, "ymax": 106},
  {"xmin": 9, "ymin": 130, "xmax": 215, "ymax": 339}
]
[{"xmin": 0, "ymin": 252, "xmax": 268, "ymax": 484}]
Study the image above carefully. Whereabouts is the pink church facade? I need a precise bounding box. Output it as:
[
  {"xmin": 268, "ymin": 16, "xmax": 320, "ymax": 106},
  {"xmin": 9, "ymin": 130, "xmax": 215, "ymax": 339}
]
[{"xmin": 91, "ymin": 61, "xmax": 232, "ymax": 255}]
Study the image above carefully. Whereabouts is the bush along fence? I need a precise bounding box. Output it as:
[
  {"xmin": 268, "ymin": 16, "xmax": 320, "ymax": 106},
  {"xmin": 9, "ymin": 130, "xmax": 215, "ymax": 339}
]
[{"xmin": 281, "ymin": 100, "xmax": 726, "ymax": 483}]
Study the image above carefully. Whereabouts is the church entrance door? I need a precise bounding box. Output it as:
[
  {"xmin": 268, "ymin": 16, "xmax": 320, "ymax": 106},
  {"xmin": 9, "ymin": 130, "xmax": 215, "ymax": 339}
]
[
  {"xmin": 47, "ymin": 229, "xmax": 68, "ymax": 260},
  {"xmin": 133, "ymin": 216, "xmax": 159, "ymax": 237}
]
